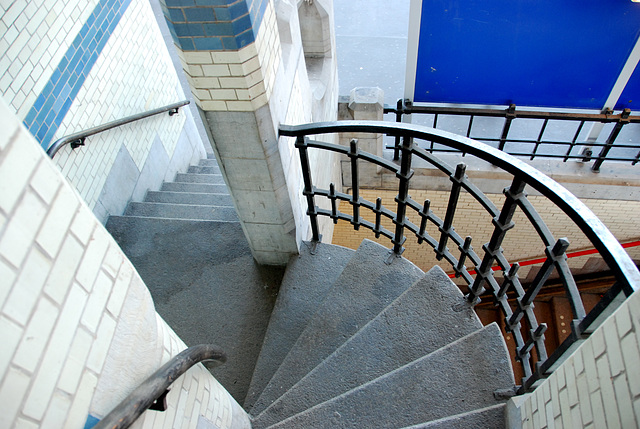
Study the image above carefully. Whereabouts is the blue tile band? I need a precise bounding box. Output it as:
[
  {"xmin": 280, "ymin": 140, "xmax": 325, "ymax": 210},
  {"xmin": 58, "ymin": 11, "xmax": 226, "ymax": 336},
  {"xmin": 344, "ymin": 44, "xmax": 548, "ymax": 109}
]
[
  {"xmin": 23, "ymin": 0, "xmax": 132, "ymax": 150},
  {"xmin": 162, "ymin": 0, "xmax": 268, "ymax": 52}
]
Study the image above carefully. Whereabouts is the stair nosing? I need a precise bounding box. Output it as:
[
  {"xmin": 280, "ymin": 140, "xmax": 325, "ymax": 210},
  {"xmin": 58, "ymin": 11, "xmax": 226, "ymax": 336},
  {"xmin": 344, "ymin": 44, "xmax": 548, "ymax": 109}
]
[{"xmin": 108, "ymin": 214, "xmax": 241, "ymax": 223}]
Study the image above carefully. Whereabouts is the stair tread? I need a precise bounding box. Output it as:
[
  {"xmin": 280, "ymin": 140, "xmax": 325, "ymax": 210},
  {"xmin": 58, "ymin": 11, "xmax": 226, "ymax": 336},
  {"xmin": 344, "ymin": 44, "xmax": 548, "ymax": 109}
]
[
  {"xmin": 187, "ymin": 165, "xmax": 221, "ymax": 174},
  {"xmin": 125, "ymin": 201, "xmax": 238, "ymax": 221},
  {"xmin": 243, "ymin": 242, "xmax": 356, "ymax": 409},
  {"xmin": 174, "ymin": 172, "xmax": 225, "ymax": 184},
  {"xmin": 400, "ymin": 404, "xmax": 506, "ymax": 429},
  {"xmin": 160, "ymin": 182, "xmax": 230, "ymax": 194},
  {"xmin": 266, "ymin": 323, "xmax": 513, "ymax": 429},
  {"xmin": 253, "ymin": 265, "xmax": 483, "ymax": 427},
  {"xmin": 144, "ymin": 191, "xmax": 233, "ymax": 206},
  {"xmin": 250, "ymin": 239, "xmax": 425, "ymax": 415}
]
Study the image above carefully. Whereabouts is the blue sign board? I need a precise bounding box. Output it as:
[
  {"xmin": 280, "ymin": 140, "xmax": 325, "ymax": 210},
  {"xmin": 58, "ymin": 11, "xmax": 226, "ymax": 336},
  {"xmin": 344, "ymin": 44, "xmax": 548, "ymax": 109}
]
[{"xmin": 409, "ymin": 0, "xmax": 640, "ymax": 109}]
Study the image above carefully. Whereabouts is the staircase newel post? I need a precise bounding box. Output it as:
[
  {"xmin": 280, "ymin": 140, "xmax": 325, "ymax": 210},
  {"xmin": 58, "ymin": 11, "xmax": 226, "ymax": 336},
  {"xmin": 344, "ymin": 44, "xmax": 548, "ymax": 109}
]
[{"xmin": 296, "ymin": 135, "xmax": 320, "ymax": 243}]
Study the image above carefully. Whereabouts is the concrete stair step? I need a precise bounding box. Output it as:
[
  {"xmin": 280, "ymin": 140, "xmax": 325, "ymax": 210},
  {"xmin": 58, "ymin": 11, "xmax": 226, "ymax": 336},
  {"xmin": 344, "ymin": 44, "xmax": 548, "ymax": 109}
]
[
  {"xmin": 400, "ymin": 404, "xmax": 506, "ymax": 429},
  {"xmin": 250, "ymin": 239, "xmax": 425, "ymax": 415},
  {"xmin": 266, "ymin": 324, "xmax": 513, "ymax": 429},
  {"xmin": 187, "ymin": 165, "xmax": 221, "ymax": 175},
  {"xmin": 104, "ymin": 216, "xmax": 283, "ymax": 403},
  {"xmin": 145, "ymin": 191, "xmax": 233, "ymax": 206},
  {"xmin": 243, "ymin": 242, "xmax": 356, "ymax": 410},
  {"xmin": 124, "ymin": 202, "xmax": 239, "ymax": 221},
  {"xmin": 175, "ymin": 172, "xmax": 225, "ymax": 184},
  {"xmin": 160, "ymin": 182, "xmax": 229, "ymax": 194},
  {"xmin": 199, "ymin": 158, "xmax": 219, "ymax": 167},
  {"xmin": 252, "ymin": 265, "xmax": 484, "ymax": 427}
]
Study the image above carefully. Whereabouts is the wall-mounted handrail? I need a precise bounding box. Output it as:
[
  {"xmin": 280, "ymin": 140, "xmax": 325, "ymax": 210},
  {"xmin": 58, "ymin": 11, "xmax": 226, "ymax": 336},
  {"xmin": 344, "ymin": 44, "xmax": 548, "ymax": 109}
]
[
  {"xmin": 280, "ymin": 120, "xmax": 640, "ymax": 394},
  {"xmin": 93, "ymin": 344, "xmax": 226, "ymax": 429},
  {"xmin": 46, "ymin": 100, "xmax": 190, "ymax": 158}
]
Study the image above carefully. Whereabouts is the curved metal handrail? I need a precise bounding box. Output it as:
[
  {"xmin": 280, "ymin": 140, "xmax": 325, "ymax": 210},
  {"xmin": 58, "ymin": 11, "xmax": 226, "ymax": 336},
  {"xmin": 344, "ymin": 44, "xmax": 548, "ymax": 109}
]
[
  {"xmin": 93, "ymin": 344, "xmax": 226, "ymax": 429},
  {"xmin": 46, "ymin": 100, "xmax": 190, "ymax": 158},
  {"xmin": 280, "ymin": 120, "xmax": 640, "ymax": 393}
]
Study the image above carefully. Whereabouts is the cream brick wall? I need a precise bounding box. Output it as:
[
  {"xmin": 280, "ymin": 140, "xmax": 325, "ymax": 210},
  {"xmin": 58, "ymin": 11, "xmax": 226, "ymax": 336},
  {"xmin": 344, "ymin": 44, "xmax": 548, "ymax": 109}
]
[
  {"xmin": 52, "ymin": 0, "xmax": 188, "ymax": 209},
  {"xmin": 0, "ymin": 0, "xmax": 97, "ymax": 119},
  {"xmin": 0, "ymin": 98, "xmax": 247, "ymax": 428},
  {"xmin": 179, "ymin": 1, "xmax": 280, "ymax": 112},
  {"xmin": 510, "ymin": 287, "xmax": 640, "ymax": 428}
]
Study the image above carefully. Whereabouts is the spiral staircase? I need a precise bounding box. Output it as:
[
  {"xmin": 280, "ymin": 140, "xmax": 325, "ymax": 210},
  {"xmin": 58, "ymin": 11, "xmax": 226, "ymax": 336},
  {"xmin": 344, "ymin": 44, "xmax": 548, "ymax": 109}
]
[{"xmin": 243, "ymin": 239, "xmax": 514, "ymax": 428}]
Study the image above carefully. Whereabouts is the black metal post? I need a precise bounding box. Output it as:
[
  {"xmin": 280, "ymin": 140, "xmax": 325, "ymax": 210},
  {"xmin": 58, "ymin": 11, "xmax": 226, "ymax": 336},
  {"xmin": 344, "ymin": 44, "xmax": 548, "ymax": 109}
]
[
  {"xmin": 498, "ymin": 104, "xmax": 516, "ymax": 151},
  {"xmin": 437, "ymin": 163, "xmax": 466, "ymax": 261},
  {"xmin": 392, "ymin": 136, "xmax": 414, "ymax": 255},
  {"xmin": 296, "ymin": 136, "xmax": 320, "ymax": 242},
  {"xmin": 349, "ymin": 139, "xmax": 361, "ymax": 230},
  {"xmin": 468, "ymin": 177, "xmax": 525, "ymax": 304},
  {"xmin": 593, "ymin": 109, "xmax": 630, "ymax": 171},
  {"xmin": 393, "ymin": 99, "xmax": 403, "ymax": 161}
]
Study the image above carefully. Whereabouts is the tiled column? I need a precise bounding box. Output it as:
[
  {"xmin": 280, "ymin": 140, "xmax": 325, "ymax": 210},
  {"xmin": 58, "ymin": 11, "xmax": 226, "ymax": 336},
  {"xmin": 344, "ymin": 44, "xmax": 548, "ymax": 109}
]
[{"xmin": 160, "ymin": 0, "xmax": 299, "ymax": 265}]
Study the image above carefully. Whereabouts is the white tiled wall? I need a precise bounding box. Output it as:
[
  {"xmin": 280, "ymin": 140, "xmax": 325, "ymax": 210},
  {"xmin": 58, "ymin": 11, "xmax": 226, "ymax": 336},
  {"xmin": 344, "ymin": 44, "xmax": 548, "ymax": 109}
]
[
  {"xmin": 52, "ymin": 0, "xmax": 187, "ymax": 209},
  {"xmin": 0, "ymin": 97, "xmax": 248, "ymax": 428},
  {"xmin": 512, "ymin": 288, "xmax": 640, "ymax": 428},
  {"xmin": 0, "ymin": 0, "xmax": 97, "ymax": 119}
]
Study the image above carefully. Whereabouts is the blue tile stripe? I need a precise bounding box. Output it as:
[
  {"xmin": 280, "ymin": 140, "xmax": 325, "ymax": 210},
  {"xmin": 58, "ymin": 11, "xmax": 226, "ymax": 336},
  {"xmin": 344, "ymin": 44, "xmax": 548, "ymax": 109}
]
[
  {"xmin": 23, "ymin": 0, "xmax": 132, "ymax": 150},
  {"xmin": 162, "ymin": 0, "xmax": 267, "ymax": 52}
]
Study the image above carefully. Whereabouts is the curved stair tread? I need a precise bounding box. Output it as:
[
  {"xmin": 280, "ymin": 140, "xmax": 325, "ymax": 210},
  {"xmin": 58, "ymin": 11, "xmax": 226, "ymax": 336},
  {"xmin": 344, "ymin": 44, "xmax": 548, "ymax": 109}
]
[
  {"xmin": 250, "ymin": 239, "xmax": 425, "ymax": 414},
  {"xmin": 399, "ymin": 404, "xmax": 506, "ymax": 429},
  {"xmin": 252, "ymin": 265, "xmax": 483, "ymax": 427},
  {"xmin": 243, "ymin": 242, "xmax": 356, "ymax": 409},
  {"xmin": 266, "ymin": 323, "xmax": 514, "ymax": 429}
]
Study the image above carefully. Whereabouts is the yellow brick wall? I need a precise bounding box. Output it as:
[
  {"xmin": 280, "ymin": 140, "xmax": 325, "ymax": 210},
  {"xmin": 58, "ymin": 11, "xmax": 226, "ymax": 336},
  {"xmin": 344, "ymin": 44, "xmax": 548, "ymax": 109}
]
[{"xmin": 331, "ymin": 189, "xmax": 640, "ymax": 278}]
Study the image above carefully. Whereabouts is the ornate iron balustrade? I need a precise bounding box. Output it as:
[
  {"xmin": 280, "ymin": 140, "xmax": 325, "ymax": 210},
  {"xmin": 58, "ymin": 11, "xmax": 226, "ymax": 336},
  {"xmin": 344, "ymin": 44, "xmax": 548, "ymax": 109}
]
[
  {"xmin": 384, "ymin": 99, "xmax": 640, "ymax": 171},
  {"xmin": 280, "ymin": 120, "xmax": 640, "ymax": 394}
]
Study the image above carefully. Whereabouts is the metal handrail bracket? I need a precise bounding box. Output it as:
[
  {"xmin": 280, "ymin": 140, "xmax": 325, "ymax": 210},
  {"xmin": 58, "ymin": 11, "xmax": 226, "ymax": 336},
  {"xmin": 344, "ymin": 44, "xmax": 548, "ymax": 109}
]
[
  {"xmin": 93, "ymin": 344, "xmax": 225, "ymax": 429},
  {"xmin": 46, "ymin": 100, "xmax": 190, "ymax": 158}
]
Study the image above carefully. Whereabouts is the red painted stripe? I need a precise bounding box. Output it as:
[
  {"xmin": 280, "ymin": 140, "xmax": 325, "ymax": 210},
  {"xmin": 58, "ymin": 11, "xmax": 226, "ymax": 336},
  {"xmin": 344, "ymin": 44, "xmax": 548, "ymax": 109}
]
[{"xmin": 448, "ymin": 240, "xmax": 640, "ymax": 278}]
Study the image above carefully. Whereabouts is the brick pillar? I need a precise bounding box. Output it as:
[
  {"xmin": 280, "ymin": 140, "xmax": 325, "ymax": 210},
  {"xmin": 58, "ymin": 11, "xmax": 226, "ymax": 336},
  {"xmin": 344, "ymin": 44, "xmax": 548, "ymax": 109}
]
[{"xmin": 160, "ymin": 0, "xmax": 298, "ymax": 265}]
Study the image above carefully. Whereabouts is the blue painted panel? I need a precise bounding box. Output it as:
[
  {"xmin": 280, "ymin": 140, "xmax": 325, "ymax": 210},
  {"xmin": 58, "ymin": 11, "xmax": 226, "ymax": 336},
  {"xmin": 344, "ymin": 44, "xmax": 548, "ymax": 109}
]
[{"xmin": 413, "ymin": 0, "xmax": 640, "ymax": 109}]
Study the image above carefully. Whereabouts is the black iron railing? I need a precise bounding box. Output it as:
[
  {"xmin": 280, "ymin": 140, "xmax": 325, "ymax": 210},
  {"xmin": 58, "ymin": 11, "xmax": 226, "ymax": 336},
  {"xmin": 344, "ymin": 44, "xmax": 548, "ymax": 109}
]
[
  {"xmin": 280, "ymin": 120, "xmax": 640, "ymax": 394},
  {"xmin": 46, "ymin": 100, "xmax": 189, "ymax": 158},
  {"xmin": 384, "ymin": 99, "xmax": 640, "ymax": 171},
  {"xmin": 93, "ymin": 344, "xmax": 226, "ymax": 429}
]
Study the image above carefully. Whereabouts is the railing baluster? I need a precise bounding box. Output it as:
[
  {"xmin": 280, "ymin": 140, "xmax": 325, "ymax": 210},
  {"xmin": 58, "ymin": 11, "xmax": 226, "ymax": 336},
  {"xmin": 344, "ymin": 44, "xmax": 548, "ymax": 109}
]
[
  {"xmin": 349, "ymin": 139, "xmax": 361, "ymax": 230},
  {"xmin": 455, "ymin": 236, "xmax": 473, "ymax": 277},
  {"xmin": 417, "ymin": 199, "xmax": 431, "ymax": 244},
  {"xmin": 374, "ymin": 197, "xmax": 383, "ymax": 238},
  {"xmin": 498, "ymin": 263, "xmax": 520, "ymax": 298},
  {"xmin": 593, "ymin": 109, "xmax": 630, "ymax": 171},
  {"xmin": 329, "ymin": 183, "xmax": 338, "ymax": 224},
  {"xmin": 392, "ymin": 136, "xmax": 414, "ymax": 256},
  {"xmin": 564, "ymin": 121, "xmax": 585, "ymax": 162},
  {"xmin": 436, "ymin": 163, "xmax": 466, "ymax": 261},
  {"xmin": 508, "ymin": 238, "xmax": 570, "ymax": 328},
  {"xmin": 295, "ymin": 136, "xmax": 320, "ymax": 242},
  {"xmin": 429, "ymin": 114, "xmax": 438, "ymax": 152},
  {"xmin": 530, "ymin": 119, "xmax": 548, "ymax": 160},
  {"xmin": 498, "ymin": 104, "xmax": 516, "ymax": 151},
  {"xmin": 467, "ymin": 177, "xmax": 526, "ymax": 304},
  {"xmin": 393, "ymin": 99, "xmax": 403, "ymax": 161}
]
